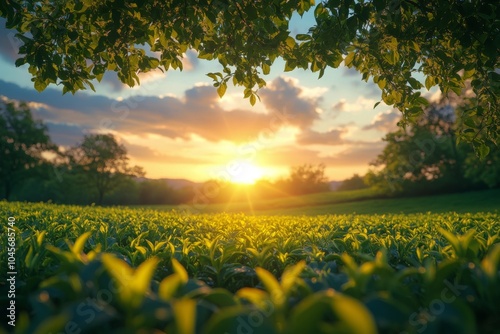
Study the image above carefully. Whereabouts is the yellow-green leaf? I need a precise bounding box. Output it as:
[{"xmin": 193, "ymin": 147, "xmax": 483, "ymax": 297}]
[
  {"xmin": 173, "ymin": 299, "xmax": 196, "ymax": 334},
  {"xmin": 217, "ymin": 82, "xmax": 227, "ymax": 97},
  {"xmin": 344, "ymin": 52, "xmax": 355, "ymax": 67},
  {"xmin": 159, "ymin": 274, "xmax": 183, "ymax": 301},
  {"xmin": 281, "ymin": 260, "xmax": 306, "ymax": 294},
  {"xmin": 71, "ymin": 232, "xmax": 91, "ymax": 255},
  {"xmin": 172, "ymin": 258, "xmax": 188, "ymax": 283},
  {"xmin": 256, "ymin": 267, "xmax": 283, "ymax": 304},
  {"xmin": 132, "ymin": 257, "xmax": 159, "ymax": 296}
]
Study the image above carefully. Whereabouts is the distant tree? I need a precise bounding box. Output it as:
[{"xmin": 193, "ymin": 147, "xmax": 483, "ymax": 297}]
[
  {"xmin": 139, "ymin": 180, "xmax": 177, "ymax": 205},
  {"xmin": 365, "ymin": 99, "xmax": 473, "ymax": 195},
  {"xmin": 104, "ymin": 178, "xmax": 140, "ymax": 205},
  {"xmin": 68, "ymin": 134, "xmax": 144, "ymax": 204},
  {"xmin": 463, "ymin": 144, "xmax": 500, "ymax": 189},
  {"xmin": 0, "ymin": 101, "xmax": 56, "ymax": 199},
  {"xmin": 2, "ymin": 0, "xmax": 498, "ymax": 151},
  {"xmin": 338, "ymin": 174, "xmax": 368, "ymax": 191},
  {"xmin": 279, "ymin": 163, "xmax": 330, "ymax": 195}
]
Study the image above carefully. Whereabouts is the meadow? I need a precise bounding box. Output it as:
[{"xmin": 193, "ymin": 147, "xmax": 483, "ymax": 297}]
[
  {"xmin": 152, "ymin": 188, "xmax": 500, "ymax": 215},
  {"xmin": 1, "ymin": 197, "xmax": 499, "ymax": 333}
]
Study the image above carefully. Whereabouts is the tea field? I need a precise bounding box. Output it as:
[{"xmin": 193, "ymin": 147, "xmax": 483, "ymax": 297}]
[{"xmin": 1, "ymin": 201, "xmax": 499, "ymax": 333}]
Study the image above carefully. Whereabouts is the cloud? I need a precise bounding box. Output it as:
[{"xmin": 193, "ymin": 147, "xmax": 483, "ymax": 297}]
[
  {"xmin": 44, "ymin": 123, "xmax": 87, "ymax": 147},
  {"xmin": 125, "ymin": 142, "xmax": 208, "ymax": 164},
  {"xmin": 257, "ymin": 141, "xmax": 385, "ymax": 167},
  {"xmin": 0, "ymin": 76, "xmax": 324, "ymax": 146},
  {"xmin": 325, "ymin": 141, "xmax": 386, "ymax": 166},
  {"xmin": 331, "ymin": 96, "xmax": 378, "ymax": 113},
  {"xmin": 332, "ymin": 99, "xmax": 347, "ymax": 112},
  {"xmin": 296, "ymin": 128, "xmax": 347, "ymax": 145},
  {"xmin": 363, "ymin": 109, "xmax": 401, "ymax": 132},
  {"xmin": 260, "ymin": 76, "xmax": 321, "ymax": 129},
  {"xmin": 424, "ymin": 88, "xmax": 442, "ymax": 103}
]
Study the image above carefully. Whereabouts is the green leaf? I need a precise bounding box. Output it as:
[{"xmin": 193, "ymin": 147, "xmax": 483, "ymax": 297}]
[
  {"xmin": 256, "ymin": 267, "xmax": 283, "ymax": 304},
  {"xmin": 236, "ymin": 287, "xmax": 269, "ymax": 307},
  {"xmin": 15, "ymin": 57, "xmax": 26, "ymax": 67},
  {"xmin": 205, "ymin": 306, "xmax": 276, "ymax": 334},
  {"xmin": 408, "ymin": 77, "xmax": 422, "ymax": 89},
  {"xmin": 481, "ymin": 244, "xmax": 500, "ymax": 279},
  {"xmin": 311, "ymin": 60, "xmax": 320, "ymax": 72},
  {"xmin": 133, "ymin": 257, "xmax": 159, "ymax": 297},
  {"xmin": 217, "ymin": 82, "xmax": 227, "ymax": 98},
  {"xmin": 318, "ymin": 67, "xmax": 325, "ymax": 79},
  {"xmin": 286, "ymin": 291, "xmax": 377, "ymax": 334},
  {"xmin": 172, "ymin": 258, "xmax": 188, "ymax": 283},
  {"xmin": 281, "ymin": 260, "xmax": 306, "ymax": 294},
  {"xmin": 285, "ymin": 36, "xmax": 296, "ymax": 49},
  {"xmin": 34, "ymin": 79, "xmax": 48, "ymax": 92},
  {"xmin": 207, "ymin": 72, "xmax": 218, "ymax": 81},
  {"xmin": 244, "ymin": 89, "xmax": 253, "ymax": 98},
  {"xmin": 464, "ymin": 117, "xmax": 475, "ymax": 128},
  {"xmin": 173, "ymin": 299, "xmax": 196, "ymax": 334},
  {"xmin": 377, "ymin": 78, "xmax": 386, "ymax": 89},
  {"xmin": 70, "ymin": 231, "xmax": 91, "ymax": 256},
  {"xmin": 159, "ymin": 274, "xmax": 183, "ymax": 300},
  {"xmin": 262, "ymin": 63, "xmax": 271, "ymax": 75},
  {"xmin": 250, "ymin": 94, "xmax": 257, "ymax": 106},
  {"xmin": 344, "ymin": 52, "xmax": 355, "ymax": 67},
  {"xmin": 416, "ymin": 96, "xmax": 430, "ymax": 106},
  {"xmin": 425, "ymin": 76, "xmax": 435, "ymax": 90},
  {"xmin": 477, "ymin": 143, "xmax": 490, "ymax": 159},
  {"xmin": 296, "ymin": 34, "xmax": 311, "ymax": 41},
  {"xmin": 284, "ymin": 60, "xmax": 296, "ymax": 72},
  {"xmin": 202, "ymin": 288, "xmax": 238, "ymax": 308}
]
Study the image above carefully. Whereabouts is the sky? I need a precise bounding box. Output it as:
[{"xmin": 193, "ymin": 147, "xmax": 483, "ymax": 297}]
[{"xmin": 0, "ymin": 13, "xmax": 405, "ymax": 184}]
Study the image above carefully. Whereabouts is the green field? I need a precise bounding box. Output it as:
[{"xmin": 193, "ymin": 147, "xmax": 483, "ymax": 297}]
[
  {"xmin": 1, "ymin": 200, "xmax": 499, "ymax": 333},
  {"xmin": 258, "ymin": 188, "xmax": 500, "ymax": 215},
  {"xmin": 151, "ymin": 188, "xmax": 500, "ymax": 215}
]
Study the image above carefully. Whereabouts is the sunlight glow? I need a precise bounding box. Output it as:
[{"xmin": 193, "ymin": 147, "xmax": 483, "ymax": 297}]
[{"xmin": 230, "ymin": 161, "xmax": 264, "ymax": 184}]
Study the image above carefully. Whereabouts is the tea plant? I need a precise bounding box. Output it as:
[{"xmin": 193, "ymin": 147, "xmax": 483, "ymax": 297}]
[{"xmin": 0, "ymin": 201, "xmax": 499, "ymax": 333}]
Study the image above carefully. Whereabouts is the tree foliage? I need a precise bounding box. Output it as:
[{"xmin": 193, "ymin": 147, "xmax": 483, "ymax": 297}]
[
  {"xmin": 68, "ymin": 133, "xmax": 144, "ymax": 204},
  {"xmin": 1, "ymin": 0, "xmax": 498, "ymax": 150},
  {"xmin": 338, "ymin": 173, "xmax": 368, "ymax": 191},
  {"xmin": 0, "ymin": 100, "xmax": 55, "ymax": 199},
  {"xmin": 366, "ymin": 98, "xmax": 500, "ymax": 194},
  {"xmin": 276, "ymin": 163, "xmax": 330, "ymax": 195}
]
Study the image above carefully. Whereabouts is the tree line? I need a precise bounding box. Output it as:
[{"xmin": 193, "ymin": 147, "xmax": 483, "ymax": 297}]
[
  {"xmin": 365, "ymin": 96, "xmax": 500, "ymax": 195},
  {"xmin": 1, "ymin": 101, "xmax": 331, "ymax": 205},
  {"xmin": 2, "ymin": 97, "xmax": 497, "ymax": 206}
]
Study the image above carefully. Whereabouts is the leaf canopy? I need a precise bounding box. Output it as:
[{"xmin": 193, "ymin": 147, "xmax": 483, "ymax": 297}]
[{"xmin": 1, "ymin": 0, "xmax": 498, "ymax": 149}]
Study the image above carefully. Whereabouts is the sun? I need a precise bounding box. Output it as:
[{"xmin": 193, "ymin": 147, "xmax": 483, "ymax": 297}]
[{"xmin": 230, "ymin": 161, "xmax": 264, "ymax": 185}]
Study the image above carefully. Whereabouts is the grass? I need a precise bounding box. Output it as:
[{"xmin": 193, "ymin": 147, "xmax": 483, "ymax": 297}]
[
  {"xmin": 260, "ymin": 188, "xmax": 500, "ymax": 215},
  {"xmin": 140, "ymin": 187, "xmax": 381, "ymax": 213},
  {"xmin": 148, "ymin": 188, "xmax": 500, "ymax": 215}
]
